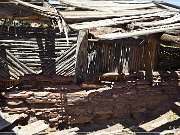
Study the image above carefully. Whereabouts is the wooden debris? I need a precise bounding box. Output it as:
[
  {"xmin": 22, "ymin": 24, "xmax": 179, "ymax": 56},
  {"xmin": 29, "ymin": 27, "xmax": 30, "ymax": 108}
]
[
  {"xmin": 0, "ymin": 0, "xmax": 179, "ymax": 132},
  {"xmin": 44, "ymin": 85, "xmax": 81, "ymax": 91},
  {"xmin": 13, "ymin": 120, "xmax": 49, "ymax": 135},
  {"xmin": 160, "ymin": 129, "xmax": 180, "ymax": 135},
  {"xmin": 70, "ymin": 12, "xmax": 175, "ymax": 30},
  {"xmin": 60, "ymin": 9, "xmax": 165, "ymax": 22},
  {"xmin": 134, "ymin": 13, "xmax": 180, "ymax": 27},
  {"xmin": 80, "ymin": 83, "xmax": 107, "ymax": 90},
  {"xmin": 96, "ymin": 23, "xmax": 180, "ymax": 40},
  {"xmin": 0, "ymin": 112, "xmax": 28, "ymax": 131},
  {"xmin": 2, "ymin": 91, "xmax": 33, "ymax": 99},
  {"xmin": 60, "ymin": 0, "xmax": 157, "ymax": 11},
  {"xmin": 48, "ymin": 127, "xmax": 79, "ymax": 135}
]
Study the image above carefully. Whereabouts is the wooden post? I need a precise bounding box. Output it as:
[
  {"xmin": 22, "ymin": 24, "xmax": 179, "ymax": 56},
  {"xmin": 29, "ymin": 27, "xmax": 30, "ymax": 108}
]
[
  {"xmin": 74, "ymin": 29, "xmax": 88, "ymax": 84},
  {"xmin": 145, "ymin": 34, "xmax": 161, "ymax": 83}
]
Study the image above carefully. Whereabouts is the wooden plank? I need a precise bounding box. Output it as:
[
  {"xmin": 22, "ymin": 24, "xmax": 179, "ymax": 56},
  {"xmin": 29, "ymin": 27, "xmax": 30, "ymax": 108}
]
[
  {"xmin": 48, "ymin": 127, "xmax": 79, "ymax": 135},
  {"xmin": 42, "ymin": 44, "xmax": 76, "ymax": 75},
  {"xmin": 14, "ymin": 120, "xmax": 49, "ymax": 135},
  {"xmin": 60, "ymin": 9, "xmax": 165, "ymax": 22},
  {"xmin": 6, "ymin": 50, "xmax": 36, "ymax": 74},
  {"xmin": 74, "ymin": 30, "xmax": 88, "ymax": 84},
  {"xmin": 0, "ymin": 112, "xmax": 27, "ymax": 131},
  {"xmin": 60, "ymin": 0, "xmax": 157, "ymax": 11},
  {"xmin": 96, "ymin": 23, "xmax": 180, "ymax": 40},
  {"xmin": 134, "ymin": 13, "xmax": 180, "ymax": 27}
]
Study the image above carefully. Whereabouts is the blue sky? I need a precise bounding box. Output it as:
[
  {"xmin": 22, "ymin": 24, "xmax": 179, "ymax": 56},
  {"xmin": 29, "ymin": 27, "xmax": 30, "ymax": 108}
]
[
  {"xmin": 49, "ymin": 0, "xmax": 180, "ymax": 6},
  {"xmin": 143, "ymin": 0, "xmax": 180, "ymax": 5}
]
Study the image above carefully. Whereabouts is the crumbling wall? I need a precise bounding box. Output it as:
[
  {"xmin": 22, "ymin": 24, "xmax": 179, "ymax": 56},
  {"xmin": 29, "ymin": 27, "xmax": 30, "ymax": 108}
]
[
  {"xmin": 66, "ymin": 83, "xmax": 179, "ymax": 125},
  {"xmin": 66, "ymin": 71, "xmax": 180, "ymax": 125},
  {"xmin": 0, "ymin": 71, "xmax": 179, "ymax": 127}
]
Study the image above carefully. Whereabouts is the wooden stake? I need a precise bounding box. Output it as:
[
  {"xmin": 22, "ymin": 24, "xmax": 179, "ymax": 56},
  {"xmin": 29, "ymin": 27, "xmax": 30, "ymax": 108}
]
[{"xmin": 74, "ymin": 29, "xmax": 88, "ymax": 84}]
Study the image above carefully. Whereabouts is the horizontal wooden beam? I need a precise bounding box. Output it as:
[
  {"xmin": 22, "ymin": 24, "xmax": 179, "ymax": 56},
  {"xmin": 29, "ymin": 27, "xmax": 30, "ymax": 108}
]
[
  {"xmin": 70, "ymin": 11, "xmax": 174, "ymax": 30},
  {"xmin": 96, "ymin": 23, "xmax": 180, "ymax": 40}
]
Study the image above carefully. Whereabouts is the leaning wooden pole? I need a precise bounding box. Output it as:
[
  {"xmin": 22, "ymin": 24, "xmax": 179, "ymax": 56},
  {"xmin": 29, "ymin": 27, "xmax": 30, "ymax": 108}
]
[
  {"xmin": 74, "ymin": 29, "xmax": 88, "ymax": 84},
  {"xmin": 145, "ymin": 34, "xmax": 160, "ymax": 83}
]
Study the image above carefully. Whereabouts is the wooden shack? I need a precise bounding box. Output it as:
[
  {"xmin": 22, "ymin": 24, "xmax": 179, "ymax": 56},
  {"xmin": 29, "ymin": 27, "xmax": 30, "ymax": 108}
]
[{"xmin": 0, "ymin": 0, "xmax": 179, "ymax": 133}]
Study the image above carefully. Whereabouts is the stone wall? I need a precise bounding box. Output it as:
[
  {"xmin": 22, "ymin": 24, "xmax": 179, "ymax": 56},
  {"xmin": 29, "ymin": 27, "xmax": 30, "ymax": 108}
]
[
  {"xmin": 0, "ymin": 71, "xmax": 179, "ymax": 127},
  {"xmin": 66, "ymin": 71, "xmax": 180, "ymax": 125}
]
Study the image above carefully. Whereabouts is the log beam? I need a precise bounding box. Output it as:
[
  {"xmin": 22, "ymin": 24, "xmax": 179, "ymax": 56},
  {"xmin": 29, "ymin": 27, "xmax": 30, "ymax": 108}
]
[
  {"xmin": 160, "ymin": 34, "xmax": 180, "ymax": 43},
  {"xmin": 145, "ymin": 34, "xmax": 161, "ymax": 83},
  {"xmin": 74, "ymin": 30, "xmax": 88, "ymax": 84}
]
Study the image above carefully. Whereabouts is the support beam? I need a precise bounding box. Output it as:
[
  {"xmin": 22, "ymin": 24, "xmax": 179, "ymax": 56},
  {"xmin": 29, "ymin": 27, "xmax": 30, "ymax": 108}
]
[
  {"xmin": 74, "ymin": 30, "xmax": 88, "ymax": 84},
  {"xmin": 145, "ymin": 34, "xmax": 161, "ymax": 83}
]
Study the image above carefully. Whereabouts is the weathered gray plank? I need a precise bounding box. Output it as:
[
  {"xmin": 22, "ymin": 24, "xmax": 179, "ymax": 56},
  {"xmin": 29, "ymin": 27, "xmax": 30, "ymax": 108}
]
[
  {"xmin": 134, "ymin": 13, "xmax": 180, "ymax": 27},
  {"xmin": 6, "ymin": 50, "xmax": 36, "ymax": 74},
  {"xmin": 48, "ymin": 127, "xmax": 79, "ymax": 135},
  {"xmin": 70, "ymin": 11, "xmax": 174, "ymax": 30},
  {"xmin": 96, "ymin": 23, "xmax": 180, "ymax": 40},
  {"xmin": 13, "ymin": 120, "xmax": 49, "ymax": 135},
  {"xmin": 60, "ymin": 9, "xmax": 164, "ymax": 21},
  {"xmin": 74, "ymin": 30, "xmax": 88, "ymax": 84},
  {"xmin": 0, "ymin": 112, "xmax": 27, "ymax": 131},
  {"xmin": 60, "ymin": 0, "xmax": 157, "ymax": 11}
]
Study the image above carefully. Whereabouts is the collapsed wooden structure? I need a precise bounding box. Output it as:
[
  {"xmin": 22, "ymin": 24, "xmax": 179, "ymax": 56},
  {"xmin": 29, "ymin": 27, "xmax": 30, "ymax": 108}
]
[
  {"xmin": 0, "ymin": 0, "xmax": 180, "ymax": 133},
  {"xmin": 0, "ymin": 0, "xmax": 180, "ymax": 83}
]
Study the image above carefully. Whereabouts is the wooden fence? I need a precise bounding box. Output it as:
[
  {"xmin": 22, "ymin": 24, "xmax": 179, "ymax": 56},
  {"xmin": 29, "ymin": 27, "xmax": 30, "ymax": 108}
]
[
  {"xmin": 0, "ymin": 26, "xmax": 76, "ymax": 78},
  {"xmin": 87, "ymin": 39, "xmax": 147, "ymax": 74}
]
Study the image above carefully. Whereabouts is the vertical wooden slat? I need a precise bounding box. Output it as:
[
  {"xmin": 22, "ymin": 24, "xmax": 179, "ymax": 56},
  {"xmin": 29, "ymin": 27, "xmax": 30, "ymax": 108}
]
[
  {"xmin": 145, "ymin": 35, "xmax": 159, "ymax": 83},
  {"xmin": 74, "ymin": 29, "xmax": 88, "ymax": 84}
]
